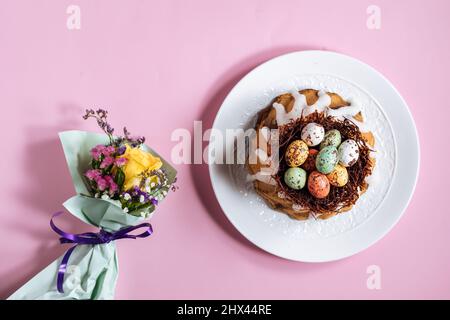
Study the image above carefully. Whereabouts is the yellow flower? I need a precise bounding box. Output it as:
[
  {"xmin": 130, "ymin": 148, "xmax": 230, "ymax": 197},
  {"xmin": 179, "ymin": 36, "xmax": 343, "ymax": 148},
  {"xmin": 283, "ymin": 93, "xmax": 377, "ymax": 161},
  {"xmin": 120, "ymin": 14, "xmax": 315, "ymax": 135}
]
[{"xmin": 120, "ymin": 145, "xmax": 163, "ymax": 190}]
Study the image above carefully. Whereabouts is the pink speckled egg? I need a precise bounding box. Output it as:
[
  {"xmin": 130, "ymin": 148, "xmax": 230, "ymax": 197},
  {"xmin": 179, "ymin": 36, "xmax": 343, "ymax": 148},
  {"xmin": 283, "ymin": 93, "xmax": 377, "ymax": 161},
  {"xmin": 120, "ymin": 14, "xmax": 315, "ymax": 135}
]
[{"xmin": 307, "ymin": 171, "xmax": 330, "ymax": 199}]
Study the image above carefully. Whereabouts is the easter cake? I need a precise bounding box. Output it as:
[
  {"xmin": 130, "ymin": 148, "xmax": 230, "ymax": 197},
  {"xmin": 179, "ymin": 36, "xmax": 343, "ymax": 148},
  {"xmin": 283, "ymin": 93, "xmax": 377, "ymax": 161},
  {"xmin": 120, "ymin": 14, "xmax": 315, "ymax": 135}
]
[{"xmin": 247, "ymin": 89, "xmax": 375, "ymax": 220}]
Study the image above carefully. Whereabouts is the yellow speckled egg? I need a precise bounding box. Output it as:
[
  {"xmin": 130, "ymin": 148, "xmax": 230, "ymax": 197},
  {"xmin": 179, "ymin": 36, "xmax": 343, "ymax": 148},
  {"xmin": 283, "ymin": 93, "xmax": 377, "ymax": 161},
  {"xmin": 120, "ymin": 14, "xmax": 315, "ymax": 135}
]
[
  {"xmin": 285, "ymin": 140, "xmax": 309, "ymax": 167},
  {"xmin": 326, "ymin": 164, "xmax": 349, "ymax": 187}
]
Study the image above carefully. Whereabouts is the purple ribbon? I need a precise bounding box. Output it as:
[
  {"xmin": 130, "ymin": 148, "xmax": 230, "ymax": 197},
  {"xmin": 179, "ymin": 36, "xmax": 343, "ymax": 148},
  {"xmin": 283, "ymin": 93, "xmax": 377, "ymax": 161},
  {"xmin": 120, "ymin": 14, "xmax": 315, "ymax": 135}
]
[{"xmin": 50, "ymin": 211, "xmax": 153, "ymax": 293}]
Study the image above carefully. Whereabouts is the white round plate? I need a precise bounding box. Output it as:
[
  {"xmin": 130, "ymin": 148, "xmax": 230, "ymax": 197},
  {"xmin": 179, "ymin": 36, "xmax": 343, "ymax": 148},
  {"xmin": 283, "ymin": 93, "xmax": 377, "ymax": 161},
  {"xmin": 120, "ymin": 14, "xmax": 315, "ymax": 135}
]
[{"xmin": 208, "ymin": 50, "xmax": 419, "ymax": 262}]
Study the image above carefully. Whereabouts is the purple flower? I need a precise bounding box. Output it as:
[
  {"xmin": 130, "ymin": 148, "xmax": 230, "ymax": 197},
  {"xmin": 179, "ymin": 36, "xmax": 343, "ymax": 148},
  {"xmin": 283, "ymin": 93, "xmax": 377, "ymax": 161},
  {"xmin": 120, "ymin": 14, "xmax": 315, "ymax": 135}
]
[
  {"xmin": 150, "ymin": 198, "xmax": 158, "ymax": 205},
  {"xmin": 117, "ymin": 145, "xmax": 126, "ymax": 155},
  {"xmin": 123, "ymin": 127, "xmax": 145, "ymax": 146},
  {"xmin": 132, "ymin": 186, "xmax": 141, "ymax": 196},
  {"xmin": 96, "ymin": 109, "xmax": 108, "ymax": 119},
  {"xmin": 100, "ymin": 156, "xmax": 114, "ymax": 169},
  {"xmin": 83, "ymin": 109, "xmax": 115, "ymax": 141}
]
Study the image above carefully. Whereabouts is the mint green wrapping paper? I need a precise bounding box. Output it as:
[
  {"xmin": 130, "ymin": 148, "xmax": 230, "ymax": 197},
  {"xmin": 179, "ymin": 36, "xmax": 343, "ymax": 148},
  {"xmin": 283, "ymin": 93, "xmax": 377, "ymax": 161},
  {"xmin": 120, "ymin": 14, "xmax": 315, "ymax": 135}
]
[
  {"xmin": 8, "ymin": 130, "xmax": 176, "ymax": 300},
  {"xmin": 9, "ymin": 243, "xmax": 118, "ymax": 300}
]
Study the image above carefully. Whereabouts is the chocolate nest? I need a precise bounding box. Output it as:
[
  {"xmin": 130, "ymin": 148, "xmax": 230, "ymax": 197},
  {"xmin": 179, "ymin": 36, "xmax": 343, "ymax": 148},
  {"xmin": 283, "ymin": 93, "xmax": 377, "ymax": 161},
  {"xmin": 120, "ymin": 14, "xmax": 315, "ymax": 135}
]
[{"xmin": 275, "ymin": 112, "xmax": 373, "ymax": 214}]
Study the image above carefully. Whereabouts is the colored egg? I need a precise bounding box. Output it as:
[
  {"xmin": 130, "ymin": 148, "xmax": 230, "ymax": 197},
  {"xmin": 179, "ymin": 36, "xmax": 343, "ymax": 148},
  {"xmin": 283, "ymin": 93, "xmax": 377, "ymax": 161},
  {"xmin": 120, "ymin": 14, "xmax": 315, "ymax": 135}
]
[
  {"xmin": 320, "ymin": 129, "xmax": 342, "ymax": 149},
  {"xmin": 338, "ymin": 139, "xmax": 360, "ymax": 167},
  {"xmin": 301, "ymin": 122, "xmax": 325, "ymax": 146},
  {"xmin": 326, "ymin": 164, "xmax": 349, "ymax": 187},
  {"xmin": 315, "ymin": 146, "xmax": 338, "ymax": 174},
  {"xmin": 284, "ymin": 167, "xmax": 307, "ymax": 190},
  {"xmin": 307, "ymin": 171, "xmax": 330, "ymax": 199},
  {"xmin": 285, "ymin": 140, "xmax": 309, "ymax": 167},
  {"xmin": 301, "ymin": 149, "xmax": 319, "ymax": 172}
]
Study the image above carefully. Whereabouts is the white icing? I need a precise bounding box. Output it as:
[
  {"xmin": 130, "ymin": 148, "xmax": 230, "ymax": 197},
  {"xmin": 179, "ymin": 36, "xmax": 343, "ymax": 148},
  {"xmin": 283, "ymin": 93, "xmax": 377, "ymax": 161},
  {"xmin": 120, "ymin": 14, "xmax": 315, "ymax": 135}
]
[
  {"xmin": 272, "ymin": 90, "xmax": 371, "ymax": 133},
  {"xmin": 303, "ymin": 90, "xmax": 332, "ymax": 116},
  {"xmin": 272, "ymin": 102, "xmax": 289, "ymax": 125},
  {"xmin": 272, "ymin": 90, "xmax": 307, "ymax": 125},
  {"xmin": 290, "ymin": 90, "xmax": 307, "ymax": 117}
]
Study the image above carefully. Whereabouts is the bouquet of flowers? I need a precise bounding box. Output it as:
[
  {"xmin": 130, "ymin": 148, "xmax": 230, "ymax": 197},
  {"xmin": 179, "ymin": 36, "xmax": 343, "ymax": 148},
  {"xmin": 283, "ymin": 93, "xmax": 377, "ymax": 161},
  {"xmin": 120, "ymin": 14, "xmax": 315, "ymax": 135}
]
[{"xmin": 9, "ymin": 109, "xmax": 177, "ymax": 300}]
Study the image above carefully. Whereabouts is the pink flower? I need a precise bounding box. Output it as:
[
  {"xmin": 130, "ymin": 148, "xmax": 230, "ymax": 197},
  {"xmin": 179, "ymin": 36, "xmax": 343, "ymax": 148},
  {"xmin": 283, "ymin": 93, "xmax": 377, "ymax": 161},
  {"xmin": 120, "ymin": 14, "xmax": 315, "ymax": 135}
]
[
  {"xmin": 90, "ymin": 144, "xmax": 106, "ymax": 160},
  {"xmin": 103, "ymin": 145, "xmax": 116, "ymax": 156},
  {"xmin": 115, "ymin": 157, "xmax": 127, "ymax": 167},
  {"xmin": 96, "ymin": 177, "xmax": 108, "ymax": 191},
  {"xmin": 100, "ymin": 156, "xmax": 114, "ymax": 169},
  {"xmin": 104, "ymin": 175, "xmax": 118, "ymax": 194},
  {"xmin": 85, "ymin": 169, "xmax": 101, "ymax": 181}
]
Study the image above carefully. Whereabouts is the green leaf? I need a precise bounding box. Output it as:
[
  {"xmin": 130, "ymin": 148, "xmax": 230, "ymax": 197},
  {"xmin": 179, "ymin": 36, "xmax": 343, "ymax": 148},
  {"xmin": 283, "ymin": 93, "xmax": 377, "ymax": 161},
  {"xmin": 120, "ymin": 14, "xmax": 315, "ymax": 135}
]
[{"xmin": 115, "ymin": 167, "xmax": 125, "ymax": 188}]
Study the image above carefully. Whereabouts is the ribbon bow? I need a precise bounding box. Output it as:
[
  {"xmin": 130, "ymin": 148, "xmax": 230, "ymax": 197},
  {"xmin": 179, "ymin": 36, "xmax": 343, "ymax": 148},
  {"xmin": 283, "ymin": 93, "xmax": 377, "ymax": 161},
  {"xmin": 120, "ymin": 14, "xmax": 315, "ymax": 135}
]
[{"xmin": 50, "ymin": 211, "xmax": 153, "ymax": 293}]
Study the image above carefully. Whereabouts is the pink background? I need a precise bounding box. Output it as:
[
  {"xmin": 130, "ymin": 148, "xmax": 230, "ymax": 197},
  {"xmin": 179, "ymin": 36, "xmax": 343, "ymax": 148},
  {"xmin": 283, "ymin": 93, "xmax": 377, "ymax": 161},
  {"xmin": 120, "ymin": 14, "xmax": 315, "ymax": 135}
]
[{"xmin": 0, "ymin": 0, "xmax": 448, "ymax": 299}]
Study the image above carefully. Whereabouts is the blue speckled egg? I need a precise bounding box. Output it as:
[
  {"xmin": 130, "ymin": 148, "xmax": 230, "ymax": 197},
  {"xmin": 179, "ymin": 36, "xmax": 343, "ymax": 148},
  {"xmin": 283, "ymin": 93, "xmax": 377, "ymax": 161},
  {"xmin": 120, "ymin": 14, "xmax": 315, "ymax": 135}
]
[
  {"xmin": 284, "ymin": 167, "xmax": 307, "ymax": 190},
  {"xmin": 320, "ymin": 129, "xmax": 342, "ymax": 149},
  {"xmin": 315, "ymin": 146, "xmax": 338, "ymax": 174}
]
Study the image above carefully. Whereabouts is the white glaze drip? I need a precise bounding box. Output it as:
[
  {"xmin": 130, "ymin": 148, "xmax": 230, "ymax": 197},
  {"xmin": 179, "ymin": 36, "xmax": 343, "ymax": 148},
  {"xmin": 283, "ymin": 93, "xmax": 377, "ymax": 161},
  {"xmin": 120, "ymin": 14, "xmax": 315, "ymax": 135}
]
[
  {"xmin": 302, "ymin": 90, "xmax": 332, "ymax": 116},
  {"xmin": 290, "ymin": 90, "xmax": 307, "ymax": 117},
  {"xmin": 272, "ymin": 90, "xmax": 307, "ymax": 125},
  {"xmin": 272, "ymin": 90, "xmax": 370, "ymax": 132}
]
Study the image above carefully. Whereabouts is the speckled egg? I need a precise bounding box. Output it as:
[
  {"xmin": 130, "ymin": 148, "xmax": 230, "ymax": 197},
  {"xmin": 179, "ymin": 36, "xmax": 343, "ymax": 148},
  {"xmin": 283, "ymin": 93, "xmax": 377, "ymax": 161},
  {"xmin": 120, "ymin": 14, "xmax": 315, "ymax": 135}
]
[
  {"xmin": 308, "ymin": 171, "xmax": 330, "ymax": 199},
  {"xmin": 315, "ymin": 146, "xmax": 339, "ymax": 174},
  {"xmin": 326, "ymin": 164, "xmax": 349, "ymax": 187},
  {"xmin": 301, "ymin": 149, "xmax": 319, "ymax": 172},
  {"xmin": 284, "ymin": 167, "xmax": 307, "ymax": 190},
  {"xmin": 338, "ymin": 139, "xmax": 360, "ymax": 167},
  {"xmin": 285, "ymin": 140, "xmax": 309, "ymax": 167},
  {"xmin": 300, "ymin": 123, "xmax": 325, "ymax": 147},
  {"xmin": 320, "ymin": 129, "xmax": 342, "ymax": 150}
]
